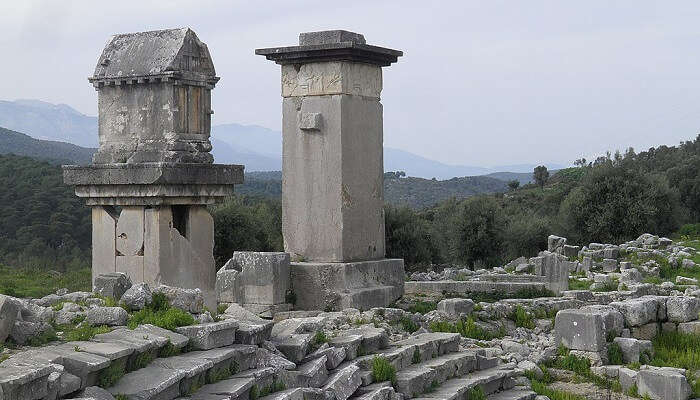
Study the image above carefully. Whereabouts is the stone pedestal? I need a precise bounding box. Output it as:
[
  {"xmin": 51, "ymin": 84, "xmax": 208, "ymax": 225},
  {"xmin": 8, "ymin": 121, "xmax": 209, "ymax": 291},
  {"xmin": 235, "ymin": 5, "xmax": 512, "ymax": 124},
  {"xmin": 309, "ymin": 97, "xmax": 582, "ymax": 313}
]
[
  {"xmin": 65, "ymin": 163, "xmax": 242, "ymax": 310},
  {"xmin": 257, "ymin": 30, "xmax": 405, "ymax": 311}
]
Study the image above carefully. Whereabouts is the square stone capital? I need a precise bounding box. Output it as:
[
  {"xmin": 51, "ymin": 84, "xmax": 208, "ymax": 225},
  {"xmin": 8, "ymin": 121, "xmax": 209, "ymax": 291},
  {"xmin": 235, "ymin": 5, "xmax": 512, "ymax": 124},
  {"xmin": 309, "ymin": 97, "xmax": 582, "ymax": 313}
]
[{"xmin": 281, "ymin": 62, "xmax": 382, "ymax": 98}]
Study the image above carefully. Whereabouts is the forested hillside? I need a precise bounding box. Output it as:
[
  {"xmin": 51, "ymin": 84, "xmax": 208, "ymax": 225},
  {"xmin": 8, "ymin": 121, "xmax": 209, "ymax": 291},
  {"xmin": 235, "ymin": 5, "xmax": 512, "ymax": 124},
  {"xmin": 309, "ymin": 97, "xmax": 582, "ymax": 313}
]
[
  {"xmin": 385, "ymin": 136, "xmax": 700, "ymax": 268},
  {"xmin": 0, "ymin": 127, "xmax": 95, "ymax": 164},
  {"xmin": 1, "ymin": 136, "xmax": 698, "ymax": 273},
  {"xmin": 0, "ymin": 155, "xmax": 91, "ymax": 271}
]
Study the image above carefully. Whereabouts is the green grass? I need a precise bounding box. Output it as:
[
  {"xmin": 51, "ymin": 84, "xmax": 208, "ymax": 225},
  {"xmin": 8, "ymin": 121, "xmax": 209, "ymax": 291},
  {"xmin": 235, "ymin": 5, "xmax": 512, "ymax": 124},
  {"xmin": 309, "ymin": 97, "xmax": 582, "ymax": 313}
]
[
  {"xmin": 61, "ymin": 324, "xmax": 111, "ymax": 342},
  {"xmin": 98, "ymin": 359, "xmax": 126, "ymax": 388},
  {"xmin": 568, "ymin": 278, "xmax": 592, "ymax": 290},
  {"xmin": 126, "ymin": 293, "xmax": 195, "ymax": 331},
  {"xmin": 591, "ymin": 281, "xmax": 618, "ymax": 292},
  {"xmin": 530, "ymin": 379, "xmax": 587, "ymax": 400},
  {"xmin": 408, "ymin": 300, "xmax": 437, "ymax": 314},
  {"xmin": 650, "ymin": 331, "xmax": 700, "ymax": 371},
  {"xmin": 465, "ymin": 386, "xmax": 486, "ymax": 400},
  {"xmin": 0, "ymin": 267, "xmax": 91, "ymax": 298},
  {"xmin": 546, "ymin": 347, "xmax": 623, "ymax": 393},
  {"xmin": 312, "ymin": 331, "xmax": 329, "ymax": 348},
  {"xmin": 429, "ymin": 317, "xmax": 505, "ymax": 340},
  {"xmin": 412, "ymin": 347, "xmax": 421, "ymax": 364},
  {"xmin": 371, "ymin": 356, "xmax": 397, "ymax": 384},
  {"xmin": 607, "ymin": 342, "xmax": 623, "ymax": 365},
  {"xmin": 27, "ymin": 326, "xmax": 59, "ymax": 346},
  {"xmin": 398, "ymin": 316, "xmax": 419, "ymax": 333},
  {"xmin": 509, "ymin": 305, "xmax": 535, "ymax": 329}
]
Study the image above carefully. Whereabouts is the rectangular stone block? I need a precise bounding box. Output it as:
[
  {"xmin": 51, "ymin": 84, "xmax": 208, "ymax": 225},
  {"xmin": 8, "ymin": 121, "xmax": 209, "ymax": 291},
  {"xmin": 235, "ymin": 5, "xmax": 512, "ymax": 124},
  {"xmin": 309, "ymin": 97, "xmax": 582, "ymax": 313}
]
[
  {"xmin": 91, "ymin": 206, "xmax": 117, "ymax": 283},
  {"xmin": 637, "ymin": 366, "xmax": 692, "ymax": 400},
  {"xmin": 116, "ymin": 255, "xmax": 144, "ymax": 283},
  {"xmin": 282, "ymin": 94, "xmax": 384, "ymax": 262},
  {"xmin": 290, "ymin": 259, "xmax": 404, "ymax": 311},
  {"xmin": 219, "ymin": 252, "xmax": 290, "ymax": 305},
  {"xmin": 555, "ymin": 309, "xmax": 606, "ymax": 352},
  {"xmin": 115, "ymin": 206, "xmax": 144, "ymax": 256},
  {"xmin": 281, "ymin": 62, "xmax": 382, "ymax": 98}
]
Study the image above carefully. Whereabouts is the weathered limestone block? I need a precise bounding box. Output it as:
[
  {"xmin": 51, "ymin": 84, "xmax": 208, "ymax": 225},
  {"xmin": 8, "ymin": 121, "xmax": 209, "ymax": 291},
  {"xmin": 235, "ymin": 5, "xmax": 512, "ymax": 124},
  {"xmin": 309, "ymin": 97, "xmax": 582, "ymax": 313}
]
[
  {"xmin": 532, "ymin": 251, "xmax": 569, "ymax": 294},
  {"xmin": 547, "ymin": 235, "xmax": 567, "ymax": 253},
  {"xmin": 215, "ymin": 269, "xmax": 239, "ymax": 303},
  {"xmin": 610, "ymin": 298, "xmax": 659, "ymax": 327},
  {"xmin": 678, "ymin": 321, "xmax": 700, "ymax": 335},
  {"xmin": 0, "ymin": 294, "xmax": 19, "ymax": 343},
  {"xmin": 631, "ymin": 322, "xmax": 659, "ymax": 340},
  {"xmin": 637, "ymin": 366, "xmax": 692, "ymax": 400},
  {"xmin": 93, "ymin": 272, "xmax": 132, "ymax": 300},
  {"xmin": 86, "ymin": 307, "xmax": 128, "ymax": 326},
  {"xmin": 120, "ymin": 282, "xmax": 152, "ymax": 310},
  {"xmin": 175, "ymin": 320, "xmax": 238, "ymax": 350},
  {"xmin": 563, "ymin": 245, "xmax": 580, "ymax": 258},
  {"xmin": 555, "ymin": 309, "xmax": 606, "ymax": 352},
  {"xmin": 154, "ymin": 284, "xmax": 204, "ymax": 314},
  {"xmin": 91, "ymin": 206, "xmax": 117, "ymax": 282},
  {"xmin": 580, "ymin": 305, "xmax": 624, "ymax": 336},
  {"xmin": 218, "ymin": 251, "xmax": 290, "ymax": 305},
  {"xmin": 282, "ymin": 62, "xmax": 382, "ymax": 98},
  {"xmin": 666, "ymin": 296, "xmax": 700, "ymax": 323},
  {"xmin": 613, "ymin": 337, "xmax": 652, "ymax": 364},
  {"xmin": 437, "ymin": 298, "xmax": 475, "ymax": 317},
  {"xmin": 602, "ymin": 258, "xmax": 618, "ymax": 272}
]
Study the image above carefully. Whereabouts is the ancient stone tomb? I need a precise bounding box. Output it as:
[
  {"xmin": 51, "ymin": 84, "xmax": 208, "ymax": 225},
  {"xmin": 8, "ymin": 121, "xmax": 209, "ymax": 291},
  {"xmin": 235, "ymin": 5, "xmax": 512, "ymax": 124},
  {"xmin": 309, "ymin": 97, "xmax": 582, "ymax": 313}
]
[{"xmin": 63, "ymin": 29, "xmax": 243, "ymax": 309}]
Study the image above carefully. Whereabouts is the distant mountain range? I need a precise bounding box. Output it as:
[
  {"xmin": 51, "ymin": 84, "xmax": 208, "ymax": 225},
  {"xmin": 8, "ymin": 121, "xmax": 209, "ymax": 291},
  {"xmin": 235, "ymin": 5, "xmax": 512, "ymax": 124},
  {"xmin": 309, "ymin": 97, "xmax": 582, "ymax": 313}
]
[
  {"xmin": 0, "ymin": 126, "xmax": 95, "ymax": 164},
  {"xmin": 0, "ymin": 99, "xmax": 562, "ymax": 180}
]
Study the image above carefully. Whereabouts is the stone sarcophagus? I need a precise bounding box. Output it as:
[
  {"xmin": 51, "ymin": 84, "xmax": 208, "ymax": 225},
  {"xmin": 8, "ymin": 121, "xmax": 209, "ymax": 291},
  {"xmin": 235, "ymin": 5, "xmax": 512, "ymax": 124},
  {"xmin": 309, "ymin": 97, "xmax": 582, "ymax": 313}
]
[{"xmin": 64, "ymin": 28, "xmax": 243, "ymax": 309}]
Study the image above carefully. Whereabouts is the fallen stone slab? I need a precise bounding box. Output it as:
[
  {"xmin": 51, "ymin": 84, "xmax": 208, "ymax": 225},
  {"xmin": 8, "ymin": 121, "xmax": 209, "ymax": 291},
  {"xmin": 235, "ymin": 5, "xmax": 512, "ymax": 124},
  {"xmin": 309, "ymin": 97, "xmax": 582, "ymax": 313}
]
[
  {"xmin": 75, "ymin": 385, "xmax": 116, "ymax": 400},
  {"xmin": 46, "ymin": 370, "xmax": 81, "ymax": 400},
  {"xmin": 637, "ymin": 366, "xmax": 692, "ymax": 400},
  {"xmin": 186, "ymin": 376, "xmax": 254, "ymax": 399},
  {"xmin": 436, "ymin": 298, "xmax": 474, "ymax": 317},
  {"xmin": 176, "ymin": 320, "xmax": 238, "ymax": 350},
  {"xmin": 302, "ymin": 344, "xmax": 346, "ymax": 370},
  {"xmin": 275, "ymin": 333, "xmax": 314, "ymax": 363},
  {"xmin": 86, "ymin": 307, "xmax": 128, "ymax": 326},
  {"xmin": 0, "ymin": 362, "xmax": 54, "ymax": 400},
  {"xmin": 107, "ymin": 364, "xmax": 184, "ymax": 399},
  {"xmin": 133, "ymin": 323, "xmax": 190, "ymax": 350},
  {"xmin": 322, "ymin": 363, "xmax": 363, "ymax": 400},
  {"xmin": 154, "ymin": 284, "xmax": 205, "ymax": 314},
  {"xmin": 120, "ymin": 282, "xmax": 152, "ymax": 311},
  {"xmin": 283, "ymin": 355, "xmax": 328, "ymax": 388}
]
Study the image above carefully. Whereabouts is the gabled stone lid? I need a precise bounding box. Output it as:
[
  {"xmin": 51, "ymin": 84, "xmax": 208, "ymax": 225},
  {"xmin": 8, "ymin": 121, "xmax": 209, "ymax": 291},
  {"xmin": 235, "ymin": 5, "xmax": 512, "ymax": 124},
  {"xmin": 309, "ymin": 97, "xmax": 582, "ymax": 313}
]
[
  {"xmin": 255, "ymin": 30, "xmax": 402, "ymax": 67},
  {"xmin": 89, "ymin": 28, "xmax": 219, "ymax": 86}
]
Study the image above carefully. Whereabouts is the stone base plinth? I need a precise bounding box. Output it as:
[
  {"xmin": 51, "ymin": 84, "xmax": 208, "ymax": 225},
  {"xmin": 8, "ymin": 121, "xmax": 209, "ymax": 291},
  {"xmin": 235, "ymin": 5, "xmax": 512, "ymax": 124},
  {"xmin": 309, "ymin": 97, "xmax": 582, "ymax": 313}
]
[
  {"xmin": 91, "ymin": 204, "xmax": 216, "ymax": 310},
  {"xmin": 289, "ymin": 259, "xmax": 404, "ymax": 311}
]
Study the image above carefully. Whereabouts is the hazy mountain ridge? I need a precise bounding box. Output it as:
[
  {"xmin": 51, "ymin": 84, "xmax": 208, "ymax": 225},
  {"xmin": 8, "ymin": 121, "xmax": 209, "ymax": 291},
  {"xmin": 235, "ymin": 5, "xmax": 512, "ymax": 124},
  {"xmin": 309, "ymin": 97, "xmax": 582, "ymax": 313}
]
[
  {"xmin": 0, "ymin": 99, "xmax": 560, "ymax": 179},
  {"xmin": 0, "ymin": 126, "xmax": 95, "ymax": 165}
]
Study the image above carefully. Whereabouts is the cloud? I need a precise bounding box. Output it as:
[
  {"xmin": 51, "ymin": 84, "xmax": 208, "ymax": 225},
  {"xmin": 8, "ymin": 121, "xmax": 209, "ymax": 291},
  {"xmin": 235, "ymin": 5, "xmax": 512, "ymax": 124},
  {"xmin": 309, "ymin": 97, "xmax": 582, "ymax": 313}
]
[{"xmin": 1, "ymin": 0, "xmax": 699, "ymax": 166}]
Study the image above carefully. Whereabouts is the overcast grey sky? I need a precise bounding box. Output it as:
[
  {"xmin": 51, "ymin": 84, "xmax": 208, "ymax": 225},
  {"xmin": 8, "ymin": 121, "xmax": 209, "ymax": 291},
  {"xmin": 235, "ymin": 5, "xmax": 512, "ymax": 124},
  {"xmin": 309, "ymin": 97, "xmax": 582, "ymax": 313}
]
[{"xmin": 1, "ymin": 1, "xmax": 699, "ymax": 166}]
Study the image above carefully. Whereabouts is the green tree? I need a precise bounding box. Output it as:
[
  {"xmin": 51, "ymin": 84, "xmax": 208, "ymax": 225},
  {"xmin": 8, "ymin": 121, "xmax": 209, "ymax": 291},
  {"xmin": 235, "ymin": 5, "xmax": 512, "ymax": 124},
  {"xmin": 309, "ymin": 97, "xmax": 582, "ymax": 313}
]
[
  {"xmin": 384, "ymin": 205, "xmax": 438, "ymax": 266},
  {"xmin": 507, "ymin": 180, "xmax": 520, "ymax": 191},
  {"xmin": 533, "ymin": 165, "xmax": 549, "ymax": 188},
  {"xmin": 559, "ymin": 165, "xmax": 679, "ymax": 244}
]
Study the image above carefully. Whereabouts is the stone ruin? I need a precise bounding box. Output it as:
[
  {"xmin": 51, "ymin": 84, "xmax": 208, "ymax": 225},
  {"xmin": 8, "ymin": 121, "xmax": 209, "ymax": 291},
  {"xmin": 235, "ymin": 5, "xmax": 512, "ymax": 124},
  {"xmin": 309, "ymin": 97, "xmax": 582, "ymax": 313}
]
[
  {"xmin": 63, "ymin": 28, "xmax": 243, "ymax": 310},
  {"xmin": 3, "ymin": 26, "xmax": 700, "ymax": 400},
  {"xmin": 216, "ymin": 30, "xmax": 406, "ymax": 313}
]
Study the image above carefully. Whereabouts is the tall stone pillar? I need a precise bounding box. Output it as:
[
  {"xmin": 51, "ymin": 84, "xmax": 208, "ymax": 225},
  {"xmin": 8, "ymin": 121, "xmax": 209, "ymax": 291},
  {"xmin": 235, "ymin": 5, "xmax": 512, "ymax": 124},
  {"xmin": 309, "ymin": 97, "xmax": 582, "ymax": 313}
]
[
  {"xmin": 257, "ymin": 30, "xmax": 405, "ymax": 311},
  {"xmin": 64, "ymin": 28, "xmax": 243, "ymax": 310}
]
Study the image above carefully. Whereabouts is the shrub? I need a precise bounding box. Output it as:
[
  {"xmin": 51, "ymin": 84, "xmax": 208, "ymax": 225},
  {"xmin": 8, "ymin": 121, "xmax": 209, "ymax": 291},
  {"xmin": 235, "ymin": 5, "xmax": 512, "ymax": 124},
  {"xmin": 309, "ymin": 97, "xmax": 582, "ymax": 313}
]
[
  {"xmin": 127, "ymin": 307, "xmax": 195, "ymax": 331},
  {"xmin": 510, "ymin": 305, "xmax": 535, "ymax": 329},
  {"xmin": 408, "ymin": 300, "xmax": 437, "ymax": 314},
  {"xmin": 399, "ymin": 316, "xmax": 419, "ymax": 333},
  {"xmin": 466, "ymin": 387, "xmax": 486, "ymax": 400},
  {"xmin": 371, "ymin": 356, "xmax": 397, "ymax": 384}
]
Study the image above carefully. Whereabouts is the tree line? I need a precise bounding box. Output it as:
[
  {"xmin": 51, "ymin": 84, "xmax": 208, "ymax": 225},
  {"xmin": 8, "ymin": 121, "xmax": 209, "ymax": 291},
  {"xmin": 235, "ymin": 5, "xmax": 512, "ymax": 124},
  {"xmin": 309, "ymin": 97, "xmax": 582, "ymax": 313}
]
[{"xmin": 1, "ymin": 135, "xmax": 698, "ymax": 272}]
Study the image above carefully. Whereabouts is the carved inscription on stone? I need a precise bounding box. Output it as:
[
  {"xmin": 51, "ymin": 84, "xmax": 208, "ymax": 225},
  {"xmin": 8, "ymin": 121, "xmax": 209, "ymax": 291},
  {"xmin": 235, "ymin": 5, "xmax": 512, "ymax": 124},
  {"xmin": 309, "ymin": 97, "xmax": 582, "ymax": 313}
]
[{"xmin": 282, "ymin": 62, "xmax": 382, "ymax": 98}]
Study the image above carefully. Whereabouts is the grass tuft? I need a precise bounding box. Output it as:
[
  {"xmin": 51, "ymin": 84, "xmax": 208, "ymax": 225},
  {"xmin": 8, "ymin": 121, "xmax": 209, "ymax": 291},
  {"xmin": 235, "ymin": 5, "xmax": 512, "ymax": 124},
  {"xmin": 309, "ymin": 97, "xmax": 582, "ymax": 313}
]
[
  {"xmin": 607, "ymin": 342, "xmax": 624, "ymax": 365},
  {"xmin": 429, "ymin": 317, "xmax": 505, "ymax": 340},
  {"xmin": 510, "ymin": 305, "xmax": 535, "ymax": 329},
  {"xmin": 371, "ymin": 356, "xmax": 397, "ymax": 384}
]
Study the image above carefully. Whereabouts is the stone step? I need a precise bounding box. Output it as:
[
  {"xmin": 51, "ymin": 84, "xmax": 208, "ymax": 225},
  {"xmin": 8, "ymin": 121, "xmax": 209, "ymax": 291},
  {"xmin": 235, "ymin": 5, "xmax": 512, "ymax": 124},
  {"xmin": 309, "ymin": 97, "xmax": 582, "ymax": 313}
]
[
  {"xmin": 393, "ymin": 351, "xmax": 477, "ymax": 397},
  {"xmin": 487, "ymin": 387, "xmax": 537, "ymax": 400},
  {"xmin": 107, "ymin": 345, "xmax": 259, "ymax": 400},
  {"xmin": 363, "ymin": 333, "xmax": 461, "ymax": 372},
  {"xmin": 256, "ymin": 387, "xmax": 327, "ymax": 400},
  {"xmin": 176, "ymin": 320, "xmax": 239, "ymax": 350},
  {"xmin": 409, "ymin": 365, "xmax": 518, "ymax": 400},
  {"xmin": 337, "ymin": 286, "xmax": 402, "ymax": 312}
]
